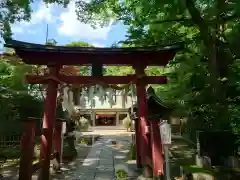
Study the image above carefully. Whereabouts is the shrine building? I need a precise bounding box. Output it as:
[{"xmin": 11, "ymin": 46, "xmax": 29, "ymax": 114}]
[{"xmin": 73, "ymin": 86, "xmax": 136, "ymax": 126}]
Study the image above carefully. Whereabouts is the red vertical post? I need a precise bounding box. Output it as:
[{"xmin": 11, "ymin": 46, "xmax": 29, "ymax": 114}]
[
  {"xmin": 134, "ymin": 118, "xmax": 142, "ymax": 168},
  {"xmin": 134, "ymin": 65, "xmax": 152, "ymax": 177},
  {"xmin": 19, "ymin": 119, "xmax": 36, "ymax": 180},
  {"xmin": 39, "ymin": 65, "xmax": 60, "ymax": 180},
  {"xmin": 150, "ymin": 120, "xmax": 164, "ymax": 177},
  {"xmin": 53, "ymin": 120, "xmax": 63, "ymax": 170}
]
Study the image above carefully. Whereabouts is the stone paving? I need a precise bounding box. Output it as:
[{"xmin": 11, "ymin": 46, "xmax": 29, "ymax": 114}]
[
  {"xmin": 0, "ymin": 129, "xmax": 138, "ymax": 180},
  {"xmin": 74, "ymin": 135, "xmax": 138, "ymax": 180}
]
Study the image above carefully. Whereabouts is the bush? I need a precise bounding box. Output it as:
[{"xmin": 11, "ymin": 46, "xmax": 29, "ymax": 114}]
[
  {"xmin": 0, "ymin": 88, "xmax": 43, "ymax": 122},
  {"xmin": 77, "ymin": 116, "xmax": 89, "ymax": 130},
  {"xmin": 0, "ymin": 88, "xmax": 43, "ymax": 134}
]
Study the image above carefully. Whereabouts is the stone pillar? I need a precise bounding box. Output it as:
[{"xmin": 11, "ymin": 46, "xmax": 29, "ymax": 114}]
[
  {"xmin": 116, "ymin": 112, "xmax": 120, "ymax": 126},
  {"xmin": 53, "ymin": 120, "xmax": 63, "ymax": 171},
  {"xmin": 122, "ymin": 90, "xmax": 126, "ymax": 108},
  {"xmin": 19, "ymin": 119, "xmax": 36, "ymax": 180},
  {"xmin": 92, "ymin": 111, "xmax": 96, "ymax": 126},
  {"xmin": 39, "ymin": 65, "xmax": 60, "ymax": 180}
]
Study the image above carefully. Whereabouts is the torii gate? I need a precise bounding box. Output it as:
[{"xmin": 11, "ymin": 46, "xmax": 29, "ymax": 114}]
[{"xmin": 5, "ymin": 40, "xmax": 181, "ymax": 180}]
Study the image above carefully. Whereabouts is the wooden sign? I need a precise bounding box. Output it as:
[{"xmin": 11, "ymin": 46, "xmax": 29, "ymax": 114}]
[{"xmin": 160, "ymin": 122, "xmax": 171, "ymax": 145}]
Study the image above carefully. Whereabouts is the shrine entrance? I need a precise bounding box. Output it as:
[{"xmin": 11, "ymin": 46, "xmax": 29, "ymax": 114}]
[
  {"xmin": 95, "ymin": 114, "xmax": 116, "ymax": 126},
  {"xmin": 5, "ymin": 39, "xmax": 181, "ymax": 180}
]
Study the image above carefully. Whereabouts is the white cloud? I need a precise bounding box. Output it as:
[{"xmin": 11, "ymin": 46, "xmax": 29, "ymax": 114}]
[
  {"xmin": 11, "ymin": 2, "xmax": 56, "ymax": 34},
  {"xmin": 11, "ymin": 26, "xmax": 23, "ymax": 34},
  {"xmin": 92, "ymin": 43, "xmax": 105, "ymax": 47},
  {"xmin": 11, "ymin": 1, "xmax": 112, "ymax": 41},
  {"xmin": 23, "ymin": 3, "xmax": 56, "ymax": 26},
  {"xmin": 57, "ymin": 1, "xmax": 112, "ymax": 40}
]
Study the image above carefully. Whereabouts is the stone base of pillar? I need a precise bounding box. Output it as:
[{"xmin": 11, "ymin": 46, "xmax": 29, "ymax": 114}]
[{"xmin": 137, "ymin": 175, "xmax": 153, "ymax": 180}]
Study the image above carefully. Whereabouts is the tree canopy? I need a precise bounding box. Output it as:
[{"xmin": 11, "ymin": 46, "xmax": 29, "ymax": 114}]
[{"xmin": 73, "ymin": 0, "xmax": 240, "ymax": 135}]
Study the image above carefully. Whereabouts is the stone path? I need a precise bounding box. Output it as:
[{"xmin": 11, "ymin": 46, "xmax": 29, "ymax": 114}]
[
  {"xmin": 46, "ymin": 133, "xmax": 138, "ymax": 180},
  {"xmin": 169, "ymin": 135, "xmax": 196, "ymax": 179},
  {"xmin": 75, "ymin": 135, "xmax": 138, "ymax": 180},
  {"xmin": 0, "ymin": 129, "xmax": 138, "ymax": 180}
]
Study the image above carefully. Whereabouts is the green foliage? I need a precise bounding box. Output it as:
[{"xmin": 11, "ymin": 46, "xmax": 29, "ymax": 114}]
[
  {"xmin": 116, "ymin": 169, "xmax": 128, "ymax": 179},
  {"xmin": 0, "ymin": 57, "xmax": 32, "ymax": 90},
  {"xmin": 0, "ymin": 53, "xmax": 43, "ymax": 134},
  {"xmin": 74, "ymin": 0, "xmax": 240, "ymax": 134},
  {"xmin": 104, "ymin": 66, "xmax": 134, "ymax": 76},
  {"xmin": 66, "ymin": 41, "xmax": 94, "ymax": 76},
  {"xmin": 0, "ymin": 87, "xmax": 43, "ymax": 122},
  {"xmin": 128, "ymin": 143, "xmax": 136, "ymax": 160},
  {"xmin": 66, "ymin": 41, "xmax": 94, "ymax": 48}
]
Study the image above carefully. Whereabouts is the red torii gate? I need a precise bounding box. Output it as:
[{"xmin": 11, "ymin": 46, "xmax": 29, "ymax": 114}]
[{"xmin": 5, "ymin": 40, "xmax": 181, "ymax": 180}]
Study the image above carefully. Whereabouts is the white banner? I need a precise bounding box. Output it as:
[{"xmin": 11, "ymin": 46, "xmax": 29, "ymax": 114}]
[{"xmin": 160, "ymin": 122, "xmax": 171, "ymax": 145}]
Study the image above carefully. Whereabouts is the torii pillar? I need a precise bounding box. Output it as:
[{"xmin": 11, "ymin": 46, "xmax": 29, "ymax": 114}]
[
  {"xmin": 134, "ymin": 64, "xmax": 152, "ymax": 178},
  {"xmin": 39, "ymin": 65, "xmax": 60, "ymax": 180}
]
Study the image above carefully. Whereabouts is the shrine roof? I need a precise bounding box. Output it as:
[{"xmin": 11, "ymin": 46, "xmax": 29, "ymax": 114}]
[
  {"xmin": 129, "ymin": 86, "xmax": 174, "ymax": 119},
  {"xmin": 4, "ymin": 39, "xmax": 183, "ymax": 65}
]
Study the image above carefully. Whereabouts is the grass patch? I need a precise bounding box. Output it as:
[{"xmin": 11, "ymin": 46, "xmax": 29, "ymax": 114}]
[
  {"xmin": 182, "ymin": 165, "xmax": 215, "ymax": 175},
  {"xmin": 182, "ymin": 165, "xmax": 240, "ymax": 178},
  {"xmin": 0, "ymin": 148, "xmax": 21, "ymax": 159},
  {"xmin": 116, "ymin": 169, "xmax": 128, "ymax": 179},
  {"xmin": 128, "ymin": 143, "xmax": 136, "ymax": 160},
  {"xmin": 78, "ymin": 139, "xmax": 88, "ymax": 145}
]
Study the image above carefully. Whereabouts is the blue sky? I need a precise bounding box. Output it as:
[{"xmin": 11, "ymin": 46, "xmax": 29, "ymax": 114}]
[{"xmin": 0, "ymin": 1, "xmax": 128, "ymax": 51}]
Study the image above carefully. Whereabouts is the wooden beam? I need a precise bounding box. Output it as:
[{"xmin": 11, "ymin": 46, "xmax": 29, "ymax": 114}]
[
  {"xmin": 17, "ymin": 51, "xmax": 175, "ymax": 66},
  {"xmin": 25, "ymin": 75, "xmax": 167, "ymax": 84}
]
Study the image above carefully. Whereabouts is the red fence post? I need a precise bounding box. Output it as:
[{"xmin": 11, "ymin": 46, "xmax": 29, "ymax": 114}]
[
  {"xmin": 150, "ymin": 120, "xmax": 164, "ymax": 177},
  {"xmin": 19, "ymin": 119, "xmax": 36, "ymax": 180},
  {"xmin": 134, "ymin": 119, "xmax": 142, "ymax": 168},
  {"xmin": 53, "ymin": 120, "xmax": 63, "ymax": 170},
  {"xmin": 39, "ymin": 66, "xmax": 59, "ymax": 180}
]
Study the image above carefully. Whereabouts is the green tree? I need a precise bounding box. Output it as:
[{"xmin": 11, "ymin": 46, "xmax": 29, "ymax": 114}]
[
  {"xmin": 66, "ymin": 41, "xmax": 94, "ymax": 76},
  {"xmin": 74, "ymin": 0, "xmax": 240, "ymax": 134}
]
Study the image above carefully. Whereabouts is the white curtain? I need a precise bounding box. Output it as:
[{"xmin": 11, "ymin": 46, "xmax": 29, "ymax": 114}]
[{"xmin": 61, "ymin": 86, "xmax": 75, "ymax": 115}]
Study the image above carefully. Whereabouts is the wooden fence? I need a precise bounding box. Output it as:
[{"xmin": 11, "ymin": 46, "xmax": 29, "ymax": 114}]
[{"xmin": 0, "ymin": 133, "xmax": 22, "ymax": 148}]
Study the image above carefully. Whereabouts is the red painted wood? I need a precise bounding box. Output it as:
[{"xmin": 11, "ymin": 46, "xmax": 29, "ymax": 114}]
[
  {"xmin": 135, "ymin": 65, "xmax": 150, "ymax": 166},
  {"xmin": 16, "ymin": 51, "xmax": 175, "ymax": 65},
  {"xmin": 19, "ymin": 120, "xmax": 36, "ymax": 180},
  {"xmin": 25, "ymin": 75, "xmax": 167, "ymax": 85},
  {"xmin": 39, "ymin": 66, "xmax": 59, "ymax": 180},
  {"xmin": 53, "ymin": 120, "xmax": 63, "ymax": 170},
  {"xmin": 134, "ymin": 119, "xmax": 142, "ymax": 168},
  {"xmin": 150, "ymin": 120, "xmax": 164, "ymax": 177}
]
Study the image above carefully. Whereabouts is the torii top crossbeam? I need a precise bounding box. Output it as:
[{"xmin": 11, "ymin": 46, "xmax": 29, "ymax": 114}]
[{"xmin": 4, "ymin": 40, "xmax": 182, "ymax": 66}]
